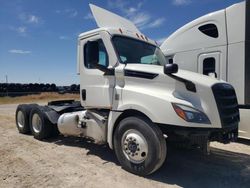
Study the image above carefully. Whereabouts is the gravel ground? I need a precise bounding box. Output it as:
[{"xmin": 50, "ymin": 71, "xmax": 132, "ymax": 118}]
[{"xmin": 0, "ymin": 104, "xmax": 250, "ymax": 188}]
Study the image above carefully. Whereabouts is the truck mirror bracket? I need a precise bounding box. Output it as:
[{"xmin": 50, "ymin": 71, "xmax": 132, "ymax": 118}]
[
  {"xmin": 168, "ymin": 74, "xmax": 196, "ymax": 93},
  {"xmin": 103, "ymin": 68, "xmax": 115, "ymax": 76}
]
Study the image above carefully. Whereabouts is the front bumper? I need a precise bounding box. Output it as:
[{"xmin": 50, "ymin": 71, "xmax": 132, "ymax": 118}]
[{"xmin": 158, "ymin": 123, "xmax": 238, "ymax": 144}]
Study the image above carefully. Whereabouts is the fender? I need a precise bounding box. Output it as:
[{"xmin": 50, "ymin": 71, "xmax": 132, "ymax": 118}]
[
  {"xmin": 35, "ymin": 106, "xmax": 60, "ymax": 125},
  {"xmin": 107, "ymin": 104, "xmax": 157, "ymax": 149}
]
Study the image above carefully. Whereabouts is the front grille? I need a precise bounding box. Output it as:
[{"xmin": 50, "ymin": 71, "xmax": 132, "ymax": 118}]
[{"xmin": 212, "ymin": 83, "xmax": 240, "ymax": 128}]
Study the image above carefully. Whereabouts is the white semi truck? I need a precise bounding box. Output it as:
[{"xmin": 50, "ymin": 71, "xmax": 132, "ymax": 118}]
[
  {"xmin": 15, "ymin": 4, "xmax": 240, "ymax": 176},
  {"xmin": 161, "ymin": 1, "xmax": 250, "ymax": 139}
]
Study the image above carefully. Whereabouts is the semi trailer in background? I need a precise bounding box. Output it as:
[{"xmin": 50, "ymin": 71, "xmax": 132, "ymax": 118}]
[
  {"xmin": 15, "ymin": 4, "xmax": 239, "ymax": 176},
  {"xmin": 161, "ymin": 0, "xmax": 250, "ymax": 139}
]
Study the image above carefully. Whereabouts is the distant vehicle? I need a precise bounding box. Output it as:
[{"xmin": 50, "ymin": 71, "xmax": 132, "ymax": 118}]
[
  {"xmin": 161, "ymin": 0, "xmax": 250, "ymax": 139},
  {"xmin": 15, "ymin": 4, "xmax": 239, "ymax": 176}
]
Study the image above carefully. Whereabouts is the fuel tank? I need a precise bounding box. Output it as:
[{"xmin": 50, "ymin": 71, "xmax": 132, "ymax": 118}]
[
  {"xmin": 57, "ymin": 110, "xmax": 107, "ymax": 144},
  {"xmin": 57, "ymin": 111, "xmax": 85, "ymax": 136}
]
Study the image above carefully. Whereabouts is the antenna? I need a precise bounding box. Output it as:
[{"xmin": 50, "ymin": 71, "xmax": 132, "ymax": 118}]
[{"xmin": 5, "ymin": 75, "xmax": 8, "ymax": 97}]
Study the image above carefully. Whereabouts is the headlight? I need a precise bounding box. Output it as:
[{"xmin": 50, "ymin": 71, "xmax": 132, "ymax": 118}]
[{"xmin": 172, "ymin": 103, "xmax": 211, "ymax": 124}]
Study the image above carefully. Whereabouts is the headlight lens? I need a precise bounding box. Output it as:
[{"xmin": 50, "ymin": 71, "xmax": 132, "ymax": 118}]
[{"xmin": 172, "ymin": 103, "xmax": 211, "ymax": 124}]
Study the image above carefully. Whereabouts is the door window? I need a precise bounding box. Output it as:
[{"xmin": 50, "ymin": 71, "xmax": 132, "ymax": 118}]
[
  {"xmin": 203, "ymin": 57, "xmax": 216, "ymax": 75},
  {"xmin": 84, "ymin": 39, "xmax": 109, "ymax": 69}
]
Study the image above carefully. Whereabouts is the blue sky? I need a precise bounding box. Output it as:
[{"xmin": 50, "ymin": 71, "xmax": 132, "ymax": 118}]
[{"xmin": 0, "ymin": 0, "xmax": 242, "ymax": 85}]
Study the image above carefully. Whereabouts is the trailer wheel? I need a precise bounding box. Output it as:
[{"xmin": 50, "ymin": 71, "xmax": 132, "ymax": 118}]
[
  {"xmin": 29, "ymin": 106, "xmax": 53, "ymax": 140},
  {"xmin": 16, "ymin": 104, "xmax": 32, "ymax": 134},
  {"xmin": 114, "ymin": 116, "xmax": 167, "ymax": 176}
]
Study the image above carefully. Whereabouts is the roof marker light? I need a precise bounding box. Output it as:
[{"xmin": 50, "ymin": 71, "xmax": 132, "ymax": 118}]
[
  {"xmin": 136, "ymin": 33, "xmax": 140, "ymax": 38},
  {"xmin": 141, "ymin": 35, "xmax": 144, "ymax": 40}
]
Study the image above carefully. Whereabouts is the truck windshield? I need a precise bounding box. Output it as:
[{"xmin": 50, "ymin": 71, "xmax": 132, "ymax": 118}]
[{"xmin": 112, "ymin": 36, "xmax": 167, "ymax": 66}]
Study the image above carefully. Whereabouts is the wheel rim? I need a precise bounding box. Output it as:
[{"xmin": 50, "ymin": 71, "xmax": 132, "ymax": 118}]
[
  {"xmin": 121, "ymin": 129, "xmax": 148, "ymax": 164},
  {"xmin": 17, "ymin": 111, "xmax": 25, "ymax": 128},
  {"xmin": 32, "ymin": 113, "xmax": 42, "ymax": 133}
]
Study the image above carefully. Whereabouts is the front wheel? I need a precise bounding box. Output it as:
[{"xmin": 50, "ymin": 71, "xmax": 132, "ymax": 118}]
[{"xmin": 114, "ymin": 116, "xmax": 167, "ymax": 176}]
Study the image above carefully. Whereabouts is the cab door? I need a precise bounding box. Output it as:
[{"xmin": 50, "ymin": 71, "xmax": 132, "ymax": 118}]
[
  {"xmin": 198, "ymin": 52, "xmax": 221, "ymax": 79},
  {"xmin": 79, "ymin": 33, "xmax": 115, "ymax": 109}
]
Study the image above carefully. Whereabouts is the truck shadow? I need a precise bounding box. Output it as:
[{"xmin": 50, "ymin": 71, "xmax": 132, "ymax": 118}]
[
  {"xmin": 47, "ymin": 136, "xmax": 250, "ymax": 188},
  {"xmin": 237, "ymin": 138, "xmax": 250, "ymax": 145},
  {"xmin": 149, "ymin": 146, "xmax": 250, "ymax": 188},
  {"xmin": 47, "ymin": 135, "xmax": 119, "ymax": 165}
]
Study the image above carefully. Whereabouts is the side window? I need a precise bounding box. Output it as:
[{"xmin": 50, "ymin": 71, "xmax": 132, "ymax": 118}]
[
  {"xmin": 84, "ymin": 39, "xmax": 109, "ymax": 69},
  {"xmin": 198, "ymin": 24, "xmax": 219, "ymax": 38},
  {"xmin": 203, "ymin": 57, "xmax": 216, "ymax": 75},
  {"xmin": 141, "ymin": 55, "xmax": 158, "ymax": 64}
]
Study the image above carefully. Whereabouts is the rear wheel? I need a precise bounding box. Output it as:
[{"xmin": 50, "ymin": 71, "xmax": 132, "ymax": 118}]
[
  {"xmin": 29, "ymin": 106, "xmax": 53, "ymax": 140},
  {"xmin": 16, "ymin": 104, "xmax": 37, "ymax": 134},
  {"xmin": 114, "ymin": 116, "xmax": 167, "ymax": 176}
]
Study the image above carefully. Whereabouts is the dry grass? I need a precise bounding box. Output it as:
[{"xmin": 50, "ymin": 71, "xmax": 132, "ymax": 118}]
[{"xmin": 0, "ymin": 92, "xmax": 80, "ymax": 105}]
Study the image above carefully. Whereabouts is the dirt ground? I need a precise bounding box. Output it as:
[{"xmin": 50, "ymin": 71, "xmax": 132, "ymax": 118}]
[{"xmin": 0, "ymin": 104, "xmax": 250, "ymax": 188}]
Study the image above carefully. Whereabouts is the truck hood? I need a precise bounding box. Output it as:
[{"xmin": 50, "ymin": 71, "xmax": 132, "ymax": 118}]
[
  {"xmin": 121, "ymin": 63, "xmax": 227, "ymax": 129},
  {"xmin": 124, "ymin": 64, "xmax": 224, "ymax": 87}
]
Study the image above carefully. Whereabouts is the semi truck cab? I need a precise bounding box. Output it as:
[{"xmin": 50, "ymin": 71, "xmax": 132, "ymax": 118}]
[
  {"xmin": 15, "ymin": 4, "xmax": 239, "ymax": 176},
  {"xmin": 161, "ymin": 0, "xmax": 250, "ymax": 139}
]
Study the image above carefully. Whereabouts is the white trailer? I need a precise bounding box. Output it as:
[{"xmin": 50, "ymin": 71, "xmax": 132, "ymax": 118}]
[
  {"xmin": 15, "ymin": 4, "xmax": 239, "ymax": 176},
  {"xmin": 161, "ymin": 0, "xmax": 250, "ymax": 139}
]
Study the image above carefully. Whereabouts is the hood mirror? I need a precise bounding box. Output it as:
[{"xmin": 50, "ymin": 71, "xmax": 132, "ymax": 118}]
[{"xmin": 164, "ymin": 63, "xmax": 178, "ymax": 74}]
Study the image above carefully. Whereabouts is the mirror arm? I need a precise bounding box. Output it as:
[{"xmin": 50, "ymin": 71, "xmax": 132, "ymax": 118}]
[
  {"xmin": 95, "ymin": 64, "xmax": 107, "ymax": 72},
  {"xmin": 167, "ymin": 74, "xmax": 196, "ymax": 93},
  {"xmin": 95, "ymin": 64, "xmax": 114, "ymax": 75},
  {"xmin": 103, "ymin": 68, "xmax": 115, "ymax": 76}
]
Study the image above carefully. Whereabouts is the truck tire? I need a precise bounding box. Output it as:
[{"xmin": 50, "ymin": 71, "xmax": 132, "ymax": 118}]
[
  {"xmin": 29, "ymin": 106, "xmax": 53, "ymax": 140},
  {"xmin": 16, "ymin": 104, "xmax": 38, "ymax": 134},
  {"xmin": 114, "ymin": 116, "xmax": 167, "ymax": 176}
]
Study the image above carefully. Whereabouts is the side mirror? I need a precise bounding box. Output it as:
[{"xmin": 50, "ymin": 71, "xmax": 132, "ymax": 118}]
[
  {"xmin": 164, "ymin": 63, "xmax": 178, "ymax": 74},
  {"xmin": 87, "ymin": 41, "xmax": 99, "ymax": 66}
]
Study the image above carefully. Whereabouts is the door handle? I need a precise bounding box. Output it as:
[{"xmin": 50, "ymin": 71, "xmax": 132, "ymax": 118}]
[{"xmin": 81, "ymin": 89, "xmax": 86, "ymax": 101}]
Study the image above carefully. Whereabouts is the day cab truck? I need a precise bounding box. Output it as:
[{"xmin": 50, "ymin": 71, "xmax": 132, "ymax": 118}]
[
  {"xmin": 161, "ymin": 0, "xmax": 250, "ymax": 139},
  {"xmin": 15, "ymin": 4, "xmax": 240, "ymax": 176}
]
